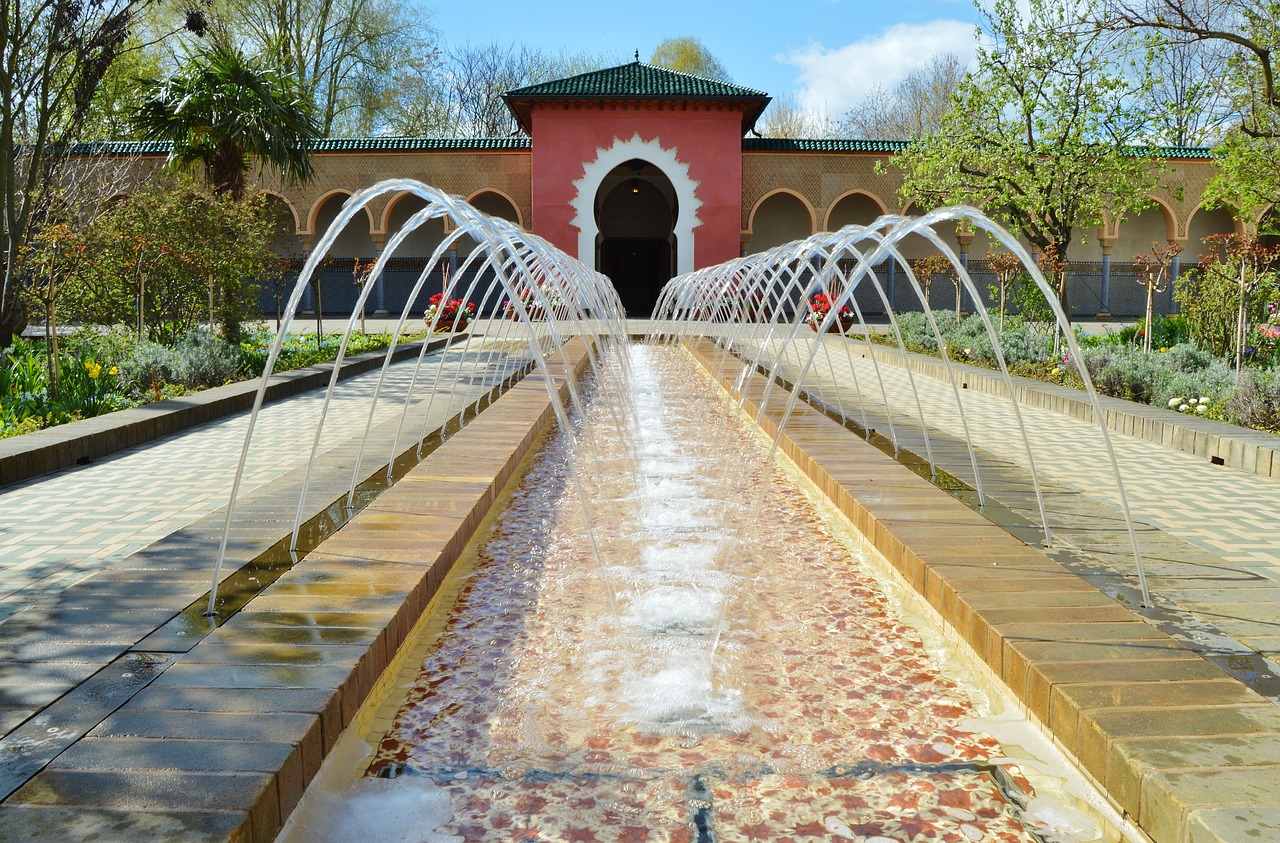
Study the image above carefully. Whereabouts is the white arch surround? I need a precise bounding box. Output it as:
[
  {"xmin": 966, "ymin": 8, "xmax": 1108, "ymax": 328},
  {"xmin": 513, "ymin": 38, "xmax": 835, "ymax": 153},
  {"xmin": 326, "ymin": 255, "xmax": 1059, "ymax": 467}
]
[{"xmin": 570, "ymin": 133, "xmax": 701, "ymax": 275}]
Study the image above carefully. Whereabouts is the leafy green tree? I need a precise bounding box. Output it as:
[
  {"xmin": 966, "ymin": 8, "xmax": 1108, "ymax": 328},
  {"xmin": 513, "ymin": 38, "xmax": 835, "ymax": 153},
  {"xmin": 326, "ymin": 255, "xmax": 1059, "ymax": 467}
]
[
  {"xmin": 650, "ymin": 37, "xmax": 731, "ymax": 81},
  {"xmin": 66, "ymin": 178, "xmax": 283, "ymax": 342},
  {"xmin": 896, "ymin": 0, "xmax": 1158, "ymax": 314},
  {"xmin": 131, "ymin": 42, "xmax": 320, "ymax": 198},
  {"xmin": 1178, "ymin": 233, "xmax": 1280, "ymax": 367}
]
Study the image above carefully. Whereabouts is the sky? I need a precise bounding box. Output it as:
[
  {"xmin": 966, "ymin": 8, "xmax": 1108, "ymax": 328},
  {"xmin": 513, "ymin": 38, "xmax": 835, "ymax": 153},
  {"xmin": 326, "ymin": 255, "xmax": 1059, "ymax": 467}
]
[{"xmin": 425, "ymin": 0, "xmax": 984, "ymax": 120}]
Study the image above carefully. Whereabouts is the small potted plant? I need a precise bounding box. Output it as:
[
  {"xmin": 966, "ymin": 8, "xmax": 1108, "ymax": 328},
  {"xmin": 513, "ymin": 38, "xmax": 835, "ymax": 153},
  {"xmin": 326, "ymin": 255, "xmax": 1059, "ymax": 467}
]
[
  {"xmin": 424, "ymin": 293, "xmax": 474, "ymax": 332},
  {"xmin": 807, "ymin": 293, "xmax": 855, "ymax": 333}
]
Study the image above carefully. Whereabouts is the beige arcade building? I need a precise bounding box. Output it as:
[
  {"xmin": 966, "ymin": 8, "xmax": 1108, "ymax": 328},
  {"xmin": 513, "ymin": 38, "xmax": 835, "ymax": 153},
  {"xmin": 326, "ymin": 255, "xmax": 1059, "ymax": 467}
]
[{"xmin": 100, "ymin": 60, "xmax": 1237, "ymax": 318}]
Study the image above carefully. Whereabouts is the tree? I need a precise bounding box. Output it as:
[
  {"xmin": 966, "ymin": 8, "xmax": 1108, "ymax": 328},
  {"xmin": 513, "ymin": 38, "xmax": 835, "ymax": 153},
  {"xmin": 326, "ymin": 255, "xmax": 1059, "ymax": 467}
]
[
  {"xmin": 650, "ymin": 37, "xmax": 731, "ymax": 81},
  {"xmin": 842, "ymin": 53, "xmax": 966, "ymax": 139},
  {"xmin": 1133, "ymin": 240, "xmax": 1182, "ymax": 351},
  {"xmin": 0, "ymin": 0, "xmax": 153, "ymax": 348},
  {"xmin": 400, "ymin": 43, "xmax": 618, "ymax": 137},
  {"xmin": 758, "ymin": 93, "xmax": 835, "ymax": 138},
  {"xmin": 18, "ymin": 223, "xmax": 87, "ymax": 395},
  {"xmin": 911, "ymin": 254, "xmax": 961, "ymax": 316},
  {"xmin": 986, "ymin": 250, "xmax": 1022, "ymax": 331},
  {"xmin": 1141, "ymin": 35, "xmax": 1237, "ymax": 147},
  {"xmin": 896, "ymin": 0, "xmax": 1159, "ymax": 315},
  {"xmin": 1182, "ymin": 233, "xmax": 1280, "ymax": 369},
  {"xmin": 1099, "ymin": 2, "xmax": 1280, "ymax": 209},
  {"xmin": 212, "ymin": 0, "xmax": 437, "ymax": 135},
  {"xmin": 131, "ymin": 42, "xmax": 320, "ymax": 199},
  {"xmin": 66, "ymin": 178, "xmax": 284, "ymax": 342}
]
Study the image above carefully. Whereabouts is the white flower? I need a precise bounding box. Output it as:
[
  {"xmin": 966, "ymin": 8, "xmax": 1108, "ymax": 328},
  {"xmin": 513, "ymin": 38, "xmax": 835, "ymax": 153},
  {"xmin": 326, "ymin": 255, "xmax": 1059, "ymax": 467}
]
[
  {"xmin": 1168, "ymin": 397, "xmax": 1181, "ymax": 408},
  {"xmin": 1196, "ymin": 404, "xmax": 1208, "ymax": 413},
  {"xmin": 1198, "ymin": 397, "xmax": 1210, "ymax": 404},
  {"xmin": 1179, "ymin": 403, "xmax": 1190, "ymax": 412}
]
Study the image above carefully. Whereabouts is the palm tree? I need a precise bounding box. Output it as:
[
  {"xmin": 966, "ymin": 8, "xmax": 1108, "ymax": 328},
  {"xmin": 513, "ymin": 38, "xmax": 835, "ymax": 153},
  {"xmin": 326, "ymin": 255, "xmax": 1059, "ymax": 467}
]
[{"xmin": 132, "ymin": 44, "xmax": 320, "ymax": 199}]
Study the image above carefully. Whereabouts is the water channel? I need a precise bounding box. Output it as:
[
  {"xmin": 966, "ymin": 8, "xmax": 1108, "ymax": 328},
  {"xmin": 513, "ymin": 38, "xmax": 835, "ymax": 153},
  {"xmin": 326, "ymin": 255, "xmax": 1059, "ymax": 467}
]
[{"xmin": 278, "ymin": 343, "xmax": 1133, "ymax": 843}]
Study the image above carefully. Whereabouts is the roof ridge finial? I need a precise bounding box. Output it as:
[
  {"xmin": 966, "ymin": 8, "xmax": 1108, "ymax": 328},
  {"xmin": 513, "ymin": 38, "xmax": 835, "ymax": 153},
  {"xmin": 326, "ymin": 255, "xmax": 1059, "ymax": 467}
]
[{"xmin": 635, "ymin": 49, "xmax": 639, "ymax": 62}]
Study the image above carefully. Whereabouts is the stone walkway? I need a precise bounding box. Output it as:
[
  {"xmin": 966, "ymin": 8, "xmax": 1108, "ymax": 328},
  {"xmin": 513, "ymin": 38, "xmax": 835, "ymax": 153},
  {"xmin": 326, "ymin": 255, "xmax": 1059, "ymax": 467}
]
[
  {"xmin": 0, "ymin": 338, "xmax": 524, "ymax": 754},
  {"xmin": 732, "ymin": 332, "xmax": 1280, "ymax": 673},
  {"xmin": 0, "ymin": 339, "xmax": 519, "ymax": 622}
]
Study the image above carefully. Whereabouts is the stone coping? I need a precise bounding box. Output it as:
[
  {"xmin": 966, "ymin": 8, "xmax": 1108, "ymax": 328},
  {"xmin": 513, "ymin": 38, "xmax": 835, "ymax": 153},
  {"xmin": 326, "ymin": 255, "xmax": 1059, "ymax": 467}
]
[
  {"xmin": 691, "ymin": 338, "xmax": 1280, "ymax": 843},
  {"xmin": 0, "ymin": 341, "xmax": 592, "ymax": 842},
  {"xmin": 0, "ymin": 336, "xmax": 455, "ymax": 490},
  {"xmin": 837, "ymin": 339, "xmax": 1280, "ymax": 481}
]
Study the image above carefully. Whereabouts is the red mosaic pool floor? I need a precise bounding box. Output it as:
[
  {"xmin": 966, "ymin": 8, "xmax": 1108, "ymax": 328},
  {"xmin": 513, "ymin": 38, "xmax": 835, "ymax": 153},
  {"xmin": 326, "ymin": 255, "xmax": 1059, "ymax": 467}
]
[{"xmin": 364, "ymin": 347, "xmax": 1053, "ymax": 841}]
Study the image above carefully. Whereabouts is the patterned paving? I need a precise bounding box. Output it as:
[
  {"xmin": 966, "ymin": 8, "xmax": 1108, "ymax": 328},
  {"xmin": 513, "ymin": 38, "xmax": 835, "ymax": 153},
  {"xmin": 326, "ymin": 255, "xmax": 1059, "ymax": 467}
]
[
  {"xmin": 0, "ymin": 339, "xmax": 521, "ymax": 621},
  {"xmin": 735, "ymin": 332, "xmax": 1280, "ymax": 662}
]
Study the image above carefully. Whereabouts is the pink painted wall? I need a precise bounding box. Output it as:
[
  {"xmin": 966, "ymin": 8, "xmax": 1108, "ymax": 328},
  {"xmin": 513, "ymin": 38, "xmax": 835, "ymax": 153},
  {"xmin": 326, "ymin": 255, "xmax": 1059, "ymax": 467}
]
[{"xmin": 529, "ymin": 101, "xmax": 745, "ymax": 270}]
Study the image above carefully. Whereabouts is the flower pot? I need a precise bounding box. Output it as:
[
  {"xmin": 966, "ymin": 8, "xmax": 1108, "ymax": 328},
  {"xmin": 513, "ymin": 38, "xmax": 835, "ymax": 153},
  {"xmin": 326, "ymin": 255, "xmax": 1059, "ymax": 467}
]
[
  {"xmin": 425, "ymin": 315, "xmax": 469, "ymax": 333},
  {"xmin": 808, "ymin": 313, "xmax": 856, "ymax": 334},
  {"xmin": 508, "ymin": 305, "xmax": 544, "ymax": 321}
]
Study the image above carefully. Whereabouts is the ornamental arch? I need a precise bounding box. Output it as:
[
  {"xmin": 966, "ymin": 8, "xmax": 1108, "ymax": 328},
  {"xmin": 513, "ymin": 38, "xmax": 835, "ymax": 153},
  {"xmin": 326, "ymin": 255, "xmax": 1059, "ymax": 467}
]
[
  {"xmin": 1185, "ymin": 206, "xmax": 1240, "ymax": 254},
  {"xmin": 824, "ymin": 190, "xmax": 887, "ymax": 231},
  {"xmin": 747, "ymin": 189, "xmax": 815, "ymax": 252},
  {"xmin": 311, "ymin": 191, "xmax": 375, "ymax": 258}
]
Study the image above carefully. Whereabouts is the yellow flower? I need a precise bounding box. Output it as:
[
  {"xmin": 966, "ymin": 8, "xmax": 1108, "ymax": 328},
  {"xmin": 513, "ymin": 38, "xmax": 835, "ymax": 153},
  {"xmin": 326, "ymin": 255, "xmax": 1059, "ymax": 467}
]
[
  {"xmin": 108, "ymin": 366, "xmax": 118, "ymax": 376},
  {"xmin": 85, "ymin": 362, "xmax": 101, "ymax": 380}
]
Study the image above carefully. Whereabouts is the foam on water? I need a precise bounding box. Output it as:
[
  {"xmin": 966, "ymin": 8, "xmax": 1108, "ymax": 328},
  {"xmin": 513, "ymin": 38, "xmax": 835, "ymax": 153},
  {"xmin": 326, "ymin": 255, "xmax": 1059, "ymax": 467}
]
[{"xmin": 621, "ymin": 584, "xmax": 723, "ymax": 633}]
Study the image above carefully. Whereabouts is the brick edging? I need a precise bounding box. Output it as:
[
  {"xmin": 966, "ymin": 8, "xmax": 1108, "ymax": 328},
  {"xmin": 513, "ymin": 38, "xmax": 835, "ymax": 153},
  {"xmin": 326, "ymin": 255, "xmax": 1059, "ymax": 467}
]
[
  {"xmin": 0, "ymin": 341, "xmax": 591, "ymax": 842},
  {"xmin": 693, "ymin": 339, "xmax": 1280, "ymax": 843}
]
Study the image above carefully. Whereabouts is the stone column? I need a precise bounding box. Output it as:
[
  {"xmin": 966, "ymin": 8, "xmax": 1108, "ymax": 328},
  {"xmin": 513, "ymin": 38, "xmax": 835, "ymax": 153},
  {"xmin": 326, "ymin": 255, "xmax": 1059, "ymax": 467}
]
[
  {"xmin": 1097, "ymin": 237, "xmax": 1115, "ymax": 318},
  {"xmin": 955, "ymin": 230, "xmax": 974, "ymax": 314},
  {"xmin": 886, "ymin": 258, "xmax": 897, "ymax": 312},
  {"xmin": 1169, "ymin": 239, "xmax": 1185, "ymax": 314},
  {"xmin": 371, "ymin": 233, "xmax": 388, "ymax": 315},
  {"xmin": 299, "ymin": 234, "xmax": 315, "ymax": 315}
]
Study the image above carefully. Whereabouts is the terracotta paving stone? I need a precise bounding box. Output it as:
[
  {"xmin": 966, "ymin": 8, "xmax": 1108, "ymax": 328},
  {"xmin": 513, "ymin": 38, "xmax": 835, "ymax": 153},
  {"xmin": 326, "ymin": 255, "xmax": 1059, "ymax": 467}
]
[
  {"xmin": 0, "ymin": 804, "xmax": 249, "ymax": 843},
  {"xmin": 1143, "ymin": 767, "xmax": 1280, "ymax": 843},
  {"xmin": 10, "ymin": 769, "xmax": 278, "ymax": 842},
  {"xmin": 1109, "ymin": 734, "xmax": 1280, "ymax": 817},
  {"xmin": 1184, "ymin": 803, "xmax": 1280, "ymax": 842}
]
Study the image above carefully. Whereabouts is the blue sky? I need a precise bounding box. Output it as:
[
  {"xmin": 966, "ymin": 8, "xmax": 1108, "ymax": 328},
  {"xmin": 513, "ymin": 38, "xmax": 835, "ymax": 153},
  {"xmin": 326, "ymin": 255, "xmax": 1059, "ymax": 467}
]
[{"xmin": 426, "ymin": 0, "xmax": 984, "ymax": 118}]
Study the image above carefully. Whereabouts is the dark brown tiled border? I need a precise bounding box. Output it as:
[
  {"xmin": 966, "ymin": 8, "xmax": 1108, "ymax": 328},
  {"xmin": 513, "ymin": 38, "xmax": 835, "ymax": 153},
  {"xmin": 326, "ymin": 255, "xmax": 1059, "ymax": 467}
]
[
  {"xmin": 0, "ymin": 337, "xmax": 454, "ymax": 489},
  {"xmin": 691, "ymin": 339, "xmax": 1280, "ymax": 843},
  {"xmin": 0, "ymin": 341, "xmax": 591, "ymax": 843}
]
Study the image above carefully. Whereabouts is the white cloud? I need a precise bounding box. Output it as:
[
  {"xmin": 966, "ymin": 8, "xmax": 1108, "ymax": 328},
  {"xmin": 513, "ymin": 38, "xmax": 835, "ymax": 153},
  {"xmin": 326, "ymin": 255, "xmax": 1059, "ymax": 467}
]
[{"xmin": 783, "ymin": 20, "xmax": 978, "ymax": 116}]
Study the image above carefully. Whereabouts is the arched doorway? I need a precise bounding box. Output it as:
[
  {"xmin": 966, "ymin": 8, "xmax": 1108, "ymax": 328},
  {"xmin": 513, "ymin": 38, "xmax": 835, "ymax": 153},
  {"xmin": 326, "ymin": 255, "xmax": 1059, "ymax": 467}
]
[{"xmin": 595, "ymin": 159, "xmax": 676, "ymax": 316}]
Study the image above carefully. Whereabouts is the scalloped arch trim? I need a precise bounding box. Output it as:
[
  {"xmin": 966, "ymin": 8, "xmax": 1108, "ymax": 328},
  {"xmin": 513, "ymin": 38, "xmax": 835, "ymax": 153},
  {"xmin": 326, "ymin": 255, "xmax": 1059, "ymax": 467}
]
[{"xmin": 570, "ymin": 133, "xmax": 701, "ymax": 275}]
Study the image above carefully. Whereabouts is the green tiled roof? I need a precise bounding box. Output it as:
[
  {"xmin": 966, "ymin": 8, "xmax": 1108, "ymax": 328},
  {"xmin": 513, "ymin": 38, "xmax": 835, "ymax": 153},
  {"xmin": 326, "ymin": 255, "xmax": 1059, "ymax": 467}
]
[
  {"xmin": 72, "ymin": 135, "xmax": 1215, "ymax": 161},
  {"xmin": 503, "ymin": 60, "xmax": 771, "ymax": 135},
  {"xmin": 69, "ymin": 137, "xmax": 530, "ymax": 155},
  {"xmin": 743, "ymin": 138, "xmax": 910, "ymax": 153},
  {"xmin": 743, "ymin": 138, "xmax": 1215, "ymax": 158},
  {"xmin": 506, "ymin": 61, "xmax": 767, "ymax": 100},
  {"xmin": 311, "ymin": 137, "xmax": 530, "ymax": 151},
  {"xmin": 1135, "ymin": 145, "xmax": 1214, "ymax": 159}
]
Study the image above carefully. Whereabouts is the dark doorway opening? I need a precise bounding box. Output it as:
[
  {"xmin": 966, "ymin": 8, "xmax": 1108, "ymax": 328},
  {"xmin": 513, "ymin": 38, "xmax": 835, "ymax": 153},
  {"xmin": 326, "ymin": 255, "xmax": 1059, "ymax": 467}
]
[
  {"xmin": 596, "ymin": 159, "xmax": 676, "ymax": 317},
  {"xmin": 601, "ymin": 238, "xmax": 671, "ymax": 315}
]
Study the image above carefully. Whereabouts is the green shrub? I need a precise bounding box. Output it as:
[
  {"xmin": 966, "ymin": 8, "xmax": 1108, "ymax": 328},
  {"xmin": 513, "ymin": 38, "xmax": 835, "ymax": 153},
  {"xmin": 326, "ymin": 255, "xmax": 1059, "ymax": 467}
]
[{"xmin": 1227, "ymin": 368, "xmax": 1280, "ymax": 431}]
